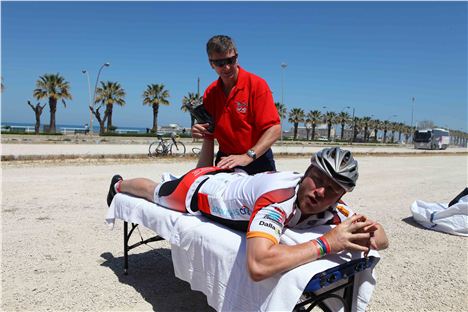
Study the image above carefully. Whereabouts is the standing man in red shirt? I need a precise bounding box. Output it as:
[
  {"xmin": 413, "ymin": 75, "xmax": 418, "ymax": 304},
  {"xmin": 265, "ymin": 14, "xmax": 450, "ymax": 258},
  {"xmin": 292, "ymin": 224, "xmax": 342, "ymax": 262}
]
[{"xmin": 192, "ymin": 35, "xmax": 281, "ymax": 175}]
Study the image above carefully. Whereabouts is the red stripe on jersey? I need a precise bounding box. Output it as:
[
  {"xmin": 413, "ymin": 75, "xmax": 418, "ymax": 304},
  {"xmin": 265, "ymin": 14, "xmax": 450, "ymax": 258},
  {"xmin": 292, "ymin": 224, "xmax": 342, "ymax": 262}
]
[
  {"xmin": 248, "ymin": 188, "xmax": 296, "ymax": 231},
  {"xmin": 197, "ymin": 193, "xmax": 211, "ymax": 214},
  {"xmin": 160, "ymin": 166, "xmax": 225, "ymax": 212}
]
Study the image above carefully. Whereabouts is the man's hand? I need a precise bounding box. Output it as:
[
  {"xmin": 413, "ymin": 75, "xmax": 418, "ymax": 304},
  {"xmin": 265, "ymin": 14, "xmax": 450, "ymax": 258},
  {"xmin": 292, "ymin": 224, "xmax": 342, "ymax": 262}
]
[
  {"xmin": 323, "ymin": 214, "xmax": 376, "ymax": 254},
  {"xmin": 352, "ymin": 215, "xmax": 379, "ymax": 255},
  {"xmin": 191, "ymin": 123, "xmax": 213, "ymax": 139},
  {"xmin": 217, "ymin": 154, "xmax": 253, "ymax": 169}
]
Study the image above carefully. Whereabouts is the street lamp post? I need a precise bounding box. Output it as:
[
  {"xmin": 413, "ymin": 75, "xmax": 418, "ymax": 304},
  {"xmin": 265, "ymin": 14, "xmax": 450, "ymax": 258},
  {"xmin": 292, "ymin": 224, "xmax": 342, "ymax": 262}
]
[
  {"xmin": 92, "ymin": 62, "xmax": 111, "ymax": 111},
  {"xmin": 280, "ymin": 62, "xmax": 287, "ymax": 141},
  {"xmin": 81, "ymin": 70, "xmax": 93, "ymax": 133},
  {"xmin": 410, "ymin": 97, "xmax": 415, "ymax": 142},
  {"xmin": 305, "ymin": 120, "xmax": 312, "ymax": 140},
  {"xmin": 82, "ymin": 62, "xmax": 110, "ymax": 134}
]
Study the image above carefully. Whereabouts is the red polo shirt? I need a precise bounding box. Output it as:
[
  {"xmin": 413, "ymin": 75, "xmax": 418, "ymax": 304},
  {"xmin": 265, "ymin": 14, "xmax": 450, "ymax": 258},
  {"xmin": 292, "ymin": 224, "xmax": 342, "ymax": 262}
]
[{"xmin": 203, "ymin": 66, "xmax": 280, "ymax": 155}]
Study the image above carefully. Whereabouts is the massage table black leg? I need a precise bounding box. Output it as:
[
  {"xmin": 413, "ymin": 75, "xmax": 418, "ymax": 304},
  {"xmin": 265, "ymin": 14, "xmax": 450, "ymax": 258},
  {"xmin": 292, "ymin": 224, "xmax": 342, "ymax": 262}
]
[
  {"xmin": 124, "ymin": 221, "xmax": 129, "ymax": 275},
  {"xmin": 123, "ymin": 221, "xmax": 165, "ymax": 275}
]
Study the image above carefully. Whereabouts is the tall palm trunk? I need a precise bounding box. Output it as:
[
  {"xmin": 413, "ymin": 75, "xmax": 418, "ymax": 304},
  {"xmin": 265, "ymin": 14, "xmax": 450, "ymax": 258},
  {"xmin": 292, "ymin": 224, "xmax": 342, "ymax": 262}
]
[
  {"xmin": 152, "ymin": 104, "xmax": 159, "ymax": 132},
  {"xmin": 293, "ymin": 123, "xmax": 298, "ymax": 140},
  {"xmin": 106, "ymin": 104, "xmax": 113, "ymax": 131},
  {"xmin": 327, "ymin": 123, "xmax": 332, "ymax": 140},
  {"xmin": 48, "ymin": 97, "xmax": 57, "ymax": 133},
  {"xmin": 352, "ymin": 119, "xmax": 358, "ymax": 142},
  {"xmin": 340, "ymin": 123, "xmax": 345, "ymax": 140},
  {"xmin": 35, "ymin": 114, "xmax": 41, "ymax": 134},
  {"xmin": 312, "ymin": 125, "xmax": 316, "ymax": 141},
  {"xmin": 99, "ymin": 120, "xmax": 106, "ymax": 135}
]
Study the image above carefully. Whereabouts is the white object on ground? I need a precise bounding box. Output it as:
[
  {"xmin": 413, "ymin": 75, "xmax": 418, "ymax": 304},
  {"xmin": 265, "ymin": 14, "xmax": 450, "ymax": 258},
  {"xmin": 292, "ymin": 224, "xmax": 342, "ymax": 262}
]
[{"xmin": 410, "ymin": 195, "xmax": 468, "ymax": 236}]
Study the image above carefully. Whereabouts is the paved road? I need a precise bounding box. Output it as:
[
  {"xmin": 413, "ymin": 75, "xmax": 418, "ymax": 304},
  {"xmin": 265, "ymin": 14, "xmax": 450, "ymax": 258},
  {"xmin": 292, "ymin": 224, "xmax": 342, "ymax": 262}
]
[{"xmin": 2, "ymin": 141, "xmax": 466, "ymax": 160}]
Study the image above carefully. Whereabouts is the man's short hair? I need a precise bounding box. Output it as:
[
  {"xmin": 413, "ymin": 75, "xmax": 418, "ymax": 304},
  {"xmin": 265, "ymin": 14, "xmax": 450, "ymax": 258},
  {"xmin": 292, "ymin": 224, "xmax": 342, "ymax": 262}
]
[{"xmin": 206, "ymin": 35, "xmax": 237, "ymax": 57}]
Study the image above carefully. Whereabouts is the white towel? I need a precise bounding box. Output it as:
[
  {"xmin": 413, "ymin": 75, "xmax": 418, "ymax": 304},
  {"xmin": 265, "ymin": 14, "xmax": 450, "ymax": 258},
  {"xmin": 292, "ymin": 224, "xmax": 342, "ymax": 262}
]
[
  {"xmin": 106, "ymin": 193, "xmax": 379, "ymax": 312},
  {"xmin": 410, "ymin": 195, "xmax": 468, "ymax": 236},
  {"xmin": 106, "ymin": 193, "xmax": 181, "ymax": 241}
]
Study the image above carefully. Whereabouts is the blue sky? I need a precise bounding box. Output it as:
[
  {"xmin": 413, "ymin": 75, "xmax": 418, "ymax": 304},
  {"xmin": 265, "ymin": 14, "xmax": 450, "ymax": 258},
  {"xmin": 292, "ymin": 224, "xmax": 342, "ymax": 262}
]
[{"xmin": 2, "ymin": 1, "xmax": 467, "ymax": 131}]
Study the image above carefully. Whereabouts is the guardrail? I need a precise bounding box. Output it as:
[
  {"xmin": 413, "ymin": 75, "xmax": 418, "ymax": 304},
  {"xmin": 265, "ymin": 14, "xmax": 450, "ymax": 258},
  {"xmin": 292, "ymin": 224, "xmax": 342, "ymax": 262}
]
[
  {"xmin": 61, "ymin": 128, "xmax": 90, "ymax": 135},
  {"xmin": 115, "ymin": 129, "xmax": 141, "ymax": 134},
  {"xmin": 1, "ymin": 126, "xmax": 35, "ymax": 133}
]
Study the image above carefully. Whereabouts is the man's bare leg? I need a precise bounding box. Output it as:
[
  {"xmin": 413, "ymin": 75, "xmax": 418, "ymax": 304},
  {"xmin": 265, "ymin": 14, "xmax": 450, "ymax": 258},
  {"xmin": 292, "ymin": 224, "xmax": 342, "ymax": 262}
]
[{"xmin": 119, "ymin": 178, "xmax": 158, "ymax": 203}]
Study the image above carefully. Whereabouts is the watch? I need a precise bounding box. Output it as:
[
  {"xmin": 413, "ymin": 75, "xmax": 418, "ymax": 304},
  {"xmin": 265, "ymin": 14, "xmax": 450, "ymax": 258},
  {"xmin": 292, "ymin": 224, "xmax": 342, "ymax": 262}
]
[{"xmin": 246, "ymin": 149, "xmax": 257, "ymax": 160}]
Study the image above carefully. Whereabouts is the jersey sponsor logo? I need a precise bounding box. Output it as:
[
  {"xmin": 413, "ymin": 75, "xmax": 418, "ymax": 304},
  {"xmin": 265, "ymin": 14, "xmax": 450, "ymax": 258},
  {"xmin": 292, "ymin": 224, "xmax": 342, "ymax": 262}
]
[
  {"xmin": 239, "ymin": 205, "xmax": 251, "ymax": 215},
  {"xmin": 236, "ymin": 101, "xmax": 248, "ymax": 114},
  {"xmin": 210, "ymin": 204, "xmax": 227, "ymax": 217},
  {"xmin": 257, "ymin": 221, "xmax": 282, "ymax": 237},
  {"xmin": 263, "ymin": 207, "xmax": 286, "ymax": 225},
  {"xmin": 259, "ymin": 220, "xmax": 276, "ymax": 230}
]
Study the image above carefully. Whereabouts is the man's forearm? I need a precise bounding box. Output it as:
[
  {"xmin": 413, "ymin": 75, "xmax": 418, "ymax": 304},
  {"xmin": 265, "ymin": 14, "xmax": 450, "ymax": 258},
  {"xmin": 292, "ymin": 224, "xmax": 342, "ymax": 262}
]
[
  {"xmin": 247, "ymin": 238, "xmax": 319, "ymax": 282},
  {"xmin": 250, "ymin": 124, "xmax": 281, "ymax": 157},
  {"xmin": 196, "ymin": 138, "xmax": 215, "ymax": 168}
]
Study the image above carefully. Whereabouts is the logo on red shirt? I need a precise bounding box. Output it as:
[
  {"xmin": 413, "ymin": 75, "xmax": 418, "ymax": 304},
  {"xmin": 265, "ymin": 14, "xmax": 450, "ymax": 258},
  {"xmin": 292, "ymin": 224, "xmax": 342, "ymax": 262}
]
[{"xmin": 236, "ymin": 101, "xmax": 248, "ymax": 114}]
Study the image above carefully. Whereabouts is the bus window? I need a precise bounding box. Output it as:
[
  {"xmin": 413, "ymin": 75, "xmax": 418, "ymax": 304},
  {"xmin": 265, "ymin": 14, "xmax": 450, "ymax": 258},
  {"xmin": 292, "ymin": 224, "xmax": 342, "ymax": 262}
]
[{"xmin": 414, "ymin": 131, "xmax": 431, "ymax": 143}]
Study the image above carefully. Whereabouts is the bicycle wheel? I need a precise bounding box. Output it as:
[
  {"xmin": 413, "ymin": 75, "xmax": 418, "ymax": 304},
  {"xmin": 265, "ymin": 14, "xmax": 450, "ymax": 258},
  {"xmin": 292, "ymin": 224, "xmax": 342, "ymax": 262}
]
[
  {"xmin": 149, "ymin": 142, "xmax": 164, "ymax": 156},
  {"xmin": 170, "ymin": 141, "xmax": 186, "ymax": 156}
]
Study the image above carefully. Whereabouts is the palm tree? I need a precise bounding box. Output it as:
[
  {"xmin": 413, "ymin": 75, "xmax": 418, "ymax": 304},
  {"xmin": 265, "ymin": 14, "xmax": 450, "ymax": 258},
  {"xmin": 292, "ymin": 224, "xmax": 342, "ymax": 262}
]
[
  {"xmin": 323, "ymin": 111, "xmax": 337, "ymax": 141},
  {"xmin": 181, "ymin": 92, "xmax": 202, "ymax": 128},
  {"xmin": 288, "ymin": 108, "xmax": 305, "ymax": 140},
  {"xmin": 370, "ymin": 119, "xmax": 382, "ymax": 142},
  {"xmin": 33, "ymin": 73, "xmax": 72, "ymax": 133},
  {"xmin": 307, "ymin": 110, "xmax": 322, "ymax": 141},
  {"xmin": 395, "ymin": 122, "xmax": 406, "ymax": 143},
  {"xmin": 353, "ymin": 117, "xmax": 364, "ymax": 142},
  {"xmin": 95, "ymin": 81, "xmax": 126, "ymax": 131},
  {"xmin": 143, "ymin": 84, "xmax": 170, "ymax": 133},
  {"xmin": 381, "ymin": 120, "xmax": 390, "ymax": 143},
  {"xmin": 403, "ymin": 124, "xmax": 412, "ymax": 143},
  {"xmin": 352, "ymin": 116, "xmax": 359, "ymax": 142},
  {"xmin": 275, "ymin": 102, "xmax": 287, "ymax": 120},
  {"xmin": 390, "ymin": 122, "xmax": 399, "ymax": 143},
  {"xmin": 361, "ymin": 116, "xmax": 372, "ymax": 142},
  {"xmin": 275, "ymin": 102, "xmax": 287, "ymax": 141},
  {"xmin": 336, "ymin": 111, "xmax": 350, "ymax": 141}
]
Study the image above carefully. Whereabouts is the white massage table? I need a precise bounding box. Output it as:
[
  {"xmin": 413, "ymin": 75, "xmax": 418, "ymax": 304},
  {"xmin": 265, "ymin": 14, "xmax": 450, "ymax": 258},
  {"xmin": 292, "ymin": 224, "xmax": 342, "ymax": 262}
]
[{"xmin": 106, "ymin": 193, "xmax": 380, "ymax": 312}]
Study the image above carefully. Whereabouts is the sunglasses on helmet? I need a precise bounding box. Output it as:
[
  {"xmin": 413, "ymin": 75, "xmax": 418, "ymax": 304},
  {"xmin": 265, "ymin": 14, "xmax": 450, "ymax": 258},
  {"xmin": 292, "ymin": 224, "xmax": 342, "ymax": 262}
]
[{"xmin": 209, "ymin": 54, "xmax": 238, "ymax": 67}]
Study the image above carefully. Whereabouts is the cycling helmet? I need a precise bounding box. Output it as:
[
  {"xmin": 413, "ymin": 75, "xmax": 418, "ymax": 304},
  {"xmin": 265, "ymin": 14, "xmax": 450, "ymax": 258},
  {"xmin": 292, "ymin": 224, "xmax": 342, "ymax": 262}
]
[{"xmin": 309, "ymin": 147, "xmax": 359, "ymax": 192}]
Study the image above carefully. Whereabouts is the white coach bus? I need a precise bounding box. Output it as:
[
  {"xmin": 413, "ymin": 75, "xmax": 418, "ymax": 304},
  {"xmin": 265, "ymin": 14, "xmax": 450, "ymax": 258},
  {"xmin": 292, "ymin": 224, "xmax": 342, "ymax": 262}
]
[{"xmin": 413, "ymin": 128, "xmax": 450, "ymax": 150}]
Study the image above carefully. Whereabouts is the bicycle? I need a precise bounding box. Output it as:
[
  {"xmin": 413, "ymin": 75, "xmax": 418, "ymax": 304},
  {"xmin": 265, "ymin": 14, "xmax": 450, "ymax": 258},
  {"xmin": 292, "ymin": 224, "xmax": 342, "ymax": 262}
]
[
  {"xmin": 192, "ymin": 147, "xmax": 201, "ymax": 156},
  {"xmin": 148, "ymin": 134, "xmax": 186, "ymax": 157}
]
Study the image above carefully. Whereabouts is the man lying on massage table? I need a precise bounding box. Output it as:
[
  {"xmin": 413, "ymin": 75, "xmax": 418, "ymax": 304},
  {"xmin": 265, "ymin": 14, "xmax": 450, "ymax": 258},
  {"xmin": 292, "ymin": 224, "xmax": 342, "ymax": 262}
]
[{"xmin": 106, "ymin": 147, "xmax": 388, "ymax": 281}]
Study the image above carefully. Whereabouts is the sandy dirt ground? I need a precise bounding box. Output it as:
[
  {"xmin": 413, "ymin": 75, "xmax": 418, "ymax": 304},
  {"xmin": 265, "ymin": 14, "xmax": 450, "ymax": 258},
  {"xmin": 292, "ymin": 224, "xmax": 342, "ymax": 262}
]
[{"xmin": 1, "ymin": 154, "xmax": 467, "ymax": 311}]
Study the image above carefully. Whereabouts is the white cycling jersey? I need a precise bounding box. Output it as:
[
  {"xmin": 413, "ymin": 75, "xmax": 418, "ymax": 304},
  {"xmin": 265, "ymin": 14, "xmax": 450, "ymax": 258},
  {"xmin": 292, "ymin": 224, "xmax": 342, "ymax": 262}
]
[{"xmin": 181, "ymin": 170, "xmax": 353, "ymax": 244}]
